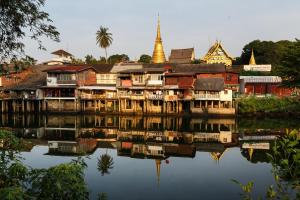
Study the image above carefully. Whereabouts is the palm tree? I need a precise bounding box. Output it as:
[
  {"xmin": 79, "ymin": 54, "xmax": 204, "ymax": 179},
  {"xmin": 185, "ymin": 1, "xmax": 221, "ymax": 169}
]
[
  {"xmin": 96, "ymin": 26, "xmax": 113, "ymax": 63},
  {"xmin": 97, "ymin": 151, "xmax": 114, "ymax": 176}
]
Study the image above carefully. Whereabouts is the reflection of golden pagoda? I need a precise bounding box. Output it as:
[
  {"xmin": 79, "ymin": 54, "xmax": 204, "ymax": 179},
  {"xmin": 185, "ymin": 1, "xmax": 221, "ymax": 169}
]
[
  {"xmin": 202, "ymin": 40, "xmax": 234, "ymax": 66},
  {"xmin": 155, "ymin": 159, "xmax": 161, "ymax": 185},
  {"xmin": 249, "ymin": 49, "xmax": 256, "ymax": 65},
  {"xmin": 151, "ymin": 15, "xmax": 166, "ymax": 64},
  {"xmin": 248, "ymin": 148, "xmax": 254, "ymax": 161},
  {"xmin": 210, "ymin": 149, "xmax": 227, "ymax": 163}
]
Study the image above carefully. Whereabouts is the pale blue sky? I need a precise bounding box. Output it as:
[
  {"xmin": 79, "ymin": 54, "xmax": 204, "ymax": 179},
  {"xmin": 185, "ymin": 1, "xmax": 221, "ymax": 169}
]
[{"xmin": 23, "ymin": 0, "xmax": 300, "ymax": 62}]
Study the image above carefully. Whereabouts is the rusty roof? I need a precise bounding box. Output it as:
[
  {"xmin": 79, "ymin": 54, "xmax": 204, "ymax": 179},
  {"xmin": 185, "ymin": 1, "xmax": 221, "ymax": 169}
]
[
  {"xmin": 169, "ymin": 48, "xmax": 194, "ymax": 64},
  {"xmin": 43, "ymin": 65, "xmax": 94, "ymax": 73}
]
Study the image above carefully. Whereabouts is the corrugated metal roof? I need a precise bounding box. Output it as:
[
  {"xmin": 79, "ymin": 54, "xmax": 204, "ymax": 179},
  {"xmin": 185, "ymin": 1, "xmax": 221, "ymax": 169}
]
[{"xmin": 240, "ymin": 76, "xmax": 282, "ymax": 83}]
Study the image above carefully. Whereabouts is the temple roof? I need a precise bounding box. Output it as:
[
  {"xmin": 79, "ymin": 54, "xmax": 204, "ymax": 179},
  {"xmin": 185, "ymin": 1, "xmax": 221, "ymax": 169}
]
[
  {"xmin": 169, "ymin": 48, "xmax": 195, "ymax": 64},
  {"xmin": 202, "ymin": 41, "xmax": 235, "ymax": 64}
]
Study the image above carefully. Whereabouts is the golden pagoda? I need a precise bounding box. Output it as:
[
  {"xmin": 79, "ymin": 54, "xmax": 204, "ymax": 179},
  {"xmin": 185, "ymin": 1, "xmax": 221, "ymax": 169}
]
[
  {"xmin": 151, "ymin": 16, "xmax": 166, "ymax": 64},
  {"xmin": 202, "ymin": 40, "xmax": 235, "ymax": 67},
  {"xmin": 249, "ymin": 49, "xmax": 256, "ymax": 65}
]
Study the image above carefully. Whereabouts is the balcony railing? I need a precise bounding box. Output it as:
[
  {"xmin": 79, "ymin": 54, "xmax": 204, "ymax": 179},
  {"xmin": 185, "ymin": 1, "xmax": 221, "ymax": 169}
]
[
  {"xmin": 80, "ymin": 94, "xmax": 106, "ymax": 99},
  {"xmin": 193, "ymin": 93, "xmax": 220, "ymax": 100},
  {"xmin": 147, "ymin": 94, "xmax": 163, "ymax": 100},
  {"xmin": 131, "ymin": 95, "xmax": 145, "ymax": 100}
]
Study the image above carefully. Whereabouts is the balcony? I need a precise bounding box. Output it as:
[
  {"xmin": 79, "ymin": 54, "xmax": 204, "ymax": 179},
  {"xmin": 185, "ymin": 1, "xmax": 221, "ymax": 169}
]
[
  {"xmin": 79, "ymin": 94, "xmax": 106, "ymax": 99},
  {"xmin": 147, "ymin": 80, "xmax": 163, "ymax": 86},
  {"xmin": 193, "ymin": 93, "xmax": 220, "ymax": 100},
  {"xmin": 147, "ymin": 94, "xmax": 163, "ymax": 100},
  {"xmin": 131, "ymin": 94, "xmax": 145, "ymax": 100},
  {"xmin": 164, "ymin": 95, "xmax": 178, "ymax": 101}
]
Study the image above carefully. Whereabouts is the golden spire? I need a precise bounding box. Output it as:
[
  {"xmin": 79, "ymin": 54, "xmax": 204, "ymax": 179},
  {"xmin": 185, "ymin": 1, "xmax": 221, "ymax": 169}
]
[
  {"xmin": 155, "ymin": 159, "xmax": 161, "ymax": 185},
  {"xmin": 152, "ymin": 15, "xmax": 166, "ymax": 64},
  {"xmin": 249, "ymin": 49, "xmax": 256, "ymax": 65}
]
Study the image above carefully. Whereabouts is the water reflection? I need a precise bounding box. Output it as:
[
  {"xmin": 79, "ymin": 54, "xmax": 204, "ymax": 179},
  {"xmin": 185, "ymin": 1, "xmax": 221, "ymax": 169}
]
[
  {"xmin": 1, "ymin": 113, "xmax": 297, "ymax": 163},
  {"xmin": 1, "ymin": 114, "xmax": 299, "ymax": 199}
]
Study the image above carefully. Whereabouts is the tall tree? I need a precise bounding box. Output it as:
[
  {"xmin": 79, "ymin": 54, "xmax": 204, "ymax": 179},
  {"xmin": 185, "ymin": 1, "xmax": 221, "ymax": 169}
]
[
  {"xmin": 277, "ymin": 39, "xmax": 300, "ymax": 89},
  {"xmin": 0, "ymin": 0, "xmax": 60, "ymax": 61},
  {"xmin": 96, "ymin": 26, "xmax": 113, "ymax": 63},
  {"xmin": 138, "ymin": 54, "xmax": 152, "ymax": 63}
]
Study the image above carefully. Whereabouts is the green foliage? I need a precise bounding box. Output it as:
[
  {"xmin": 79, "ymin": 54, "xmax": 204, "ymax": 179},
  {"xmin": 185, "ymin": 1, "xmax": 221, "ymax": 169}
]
[
  {"xmin": 108, "ymin": 54, "xmax": 129, "ymax": 64},
  {"xmin": 233, "ymin": 130, "xmax": 300, "ymax": 200},
  {"xmin": 28, "ymin": 158, "xmax": 89, "ymax": 200},
  {"xmin": 97, "ymin": 153, "xmax": 114, "ymax": 176},
  {"xmin": 0, "ymin": 130, "xmax": 89, "ymax": 200},
  {"xmin": 0, "ymin": 0, "xmax": 60, "ymax": 61},
  {"xmin": 232, "ymin": 180, "xmax": 254, "ymax": 200},
  {"xmin": 235, "ymin": 39, "xmax": 300, "ymax": 88},
  {"xmin": 85, "ymin": 54, "xmax": 99, "ymax": 65},
  {"xmin": 277, "ymin": 40, "xmax": 300, "ymax": 88},
  {"xmin": 138, "ymin": 54, "xmax": 152, "ymax": 63},
  {"xmin": 238, "ymin": 96, "xmax": 300, "ymax": 114}
]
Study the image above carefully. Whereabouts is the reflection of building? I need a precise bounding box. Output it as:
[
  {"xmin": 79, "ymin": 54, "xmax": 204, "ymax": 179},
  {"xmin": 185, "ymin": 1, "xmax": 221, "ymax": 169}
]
[{"xmin": 48, "ymin": 138, "xmax": 97, "ymax": 155}]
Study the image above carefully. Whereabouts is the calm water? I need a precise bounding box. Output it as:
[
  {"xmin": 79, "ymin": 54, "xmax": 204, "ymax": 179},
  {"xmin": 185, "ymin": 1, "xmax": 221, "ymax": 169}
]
[{"xmin": 1, "ymin": 114, "xmax": 300, "ymax": 200}]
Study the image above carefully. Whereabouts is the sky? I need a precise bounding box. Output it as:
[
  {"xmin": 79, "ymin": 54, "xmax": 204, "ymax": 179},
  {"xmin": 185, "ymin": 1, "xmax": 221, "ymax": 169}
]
[{"xmin": 23, "ymin": 0, "xmax": 300, "ymax": 63}]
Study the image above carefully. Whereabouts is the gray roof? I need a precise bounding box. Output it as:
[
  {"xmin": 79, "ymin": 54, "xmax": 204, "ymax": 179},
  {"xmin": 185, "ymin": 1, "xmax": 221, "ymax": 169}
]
[
  {"xmin": 92, "ymin": 64, "xmax": 114, "ymax": 73},
  {"xmin": 194, "ymin": 78, "xmax": 224, "ymax": 91},
  {"xmin": 169, "ymin": 48, "xmax": 194, "ymax": 64}
]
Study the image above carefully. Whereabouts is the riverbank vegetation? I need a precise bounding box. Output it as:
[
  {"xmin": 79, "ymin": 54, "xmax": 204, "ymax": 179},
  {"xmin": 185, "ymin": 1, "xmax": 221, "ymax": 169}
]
[
  {"xmin": 238, "ymin": 96, "xmax": 300, "ymax": 115},
  {"xmin": 233, "ymin": 130, "xmax": 300, "ymax": 200},
  {"xmin": 0, "ymin": 130, "xmax": 89, "ymax": 200}
]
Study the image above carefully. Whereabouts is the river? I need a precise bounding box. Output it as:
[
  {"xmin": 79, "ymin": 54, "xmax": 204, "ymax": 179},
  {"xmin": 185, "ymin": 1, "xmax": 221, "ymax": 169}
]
[{"xmin": 1, "ymin": 114, "xmax": 299, "ymax": 200}]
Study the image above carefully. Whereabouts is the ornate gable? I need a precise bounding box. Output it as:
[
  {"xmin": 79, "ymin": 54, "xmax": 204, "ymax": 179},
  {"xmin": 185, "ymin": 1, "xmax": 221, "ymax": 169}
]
[{"xmin": 202, "ymin": 41, "xmax": 235, "ymax": 66}]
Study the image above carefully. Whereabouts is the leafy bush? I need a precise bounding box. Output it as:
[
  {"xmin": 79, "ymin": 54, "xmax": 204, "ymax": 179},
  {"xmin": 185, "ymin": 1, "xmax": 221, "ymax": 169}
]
[{"xmin": 238, "ymin": 97, "xmax": 300, "ymax": 114}]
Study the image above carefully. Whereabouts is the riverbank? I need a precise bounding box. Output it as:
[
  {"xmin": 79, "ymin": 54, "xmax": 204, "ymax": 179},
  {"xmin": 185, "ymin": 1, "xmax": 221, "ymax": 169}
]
[{"xmin": 237, "ymin": 96, "xmax": 300, "ymax": 117}]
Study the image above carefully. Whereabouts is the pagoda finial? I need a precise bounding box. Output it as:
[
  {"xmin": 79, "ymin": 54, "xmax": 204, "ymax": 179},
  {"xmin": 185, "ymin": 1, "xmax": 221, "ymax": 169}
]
[
  {"xmin": 151, "ymin": 15, "xmax": 166, "ymax": 64},
  {"xmin": 249, "ymin": 48, "xmax": 256, "ymax": 65}
]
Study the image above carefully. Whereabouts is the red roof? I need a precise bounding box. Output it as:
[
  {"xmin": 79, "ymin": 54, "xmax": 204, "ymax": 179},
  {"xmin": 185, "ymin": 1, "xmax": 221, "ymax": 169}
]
[{"xmin": 43, "ymin": 65, "xmax": 94, "ymax": 73}]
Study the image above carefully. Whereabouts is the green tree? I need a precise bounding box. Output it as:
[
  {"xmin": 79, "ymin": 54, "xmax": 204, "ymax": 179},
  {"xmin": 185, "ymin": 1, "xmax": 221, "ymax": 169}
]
[
  {"xmin": 96, "ymin": 26, "xmax": 113, "ymax": 63},
  {"xmin": 0, "ymin": 0, "xmax": 60, "ymax": 61},
  {"xmin": 85, "ymin": 54, "xmax": 98, "ymax": 65},
  {"xmin": 0, "ymin": 130, "xmax": 89, "ymax": 200},
  {"xmin": 108, "ymin": 54, "xmax": 129, "ymax": 64},
  {"xmin": 138, "ymin": 54, "xmax": 152, "ymax": 63},
  {"xmin": 277, "ymin": 40, "xmax": 300, "ymax": 88}
]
